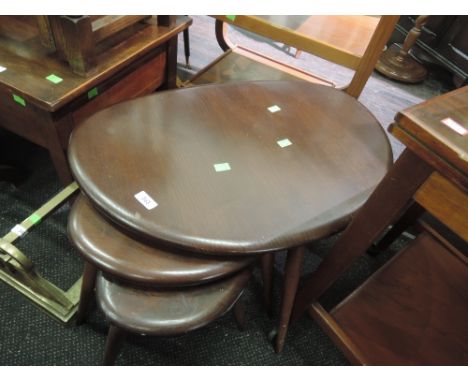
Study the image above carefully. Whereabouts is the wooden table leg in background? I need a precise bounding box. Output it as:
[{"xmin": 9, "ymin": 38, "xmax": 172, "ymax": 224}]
[
  {"xmin": 260, "ymin": 252, "xmax": 275, "ymax": 316},
  {"xmin": 275, "ymin": 246, "xmax": 305, "ymax": 353},
  {"xmin": 291, "ymin": 149, "xmax": 434, "ymax": 323}
]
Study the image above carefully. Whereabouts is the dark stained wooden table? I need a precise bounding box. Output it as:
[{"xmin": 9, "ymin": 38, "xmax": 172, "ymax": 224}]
[
  {"xmin": 69, "ymin": 81, "xmax": 391, "ymax": 253},
  {"xmin": 0, "ymin": 16, "xmax": 191, "ymax": 184},
  {"xmin": 68, "ymin": 80, "xmax": 392, "ymax": 350}
]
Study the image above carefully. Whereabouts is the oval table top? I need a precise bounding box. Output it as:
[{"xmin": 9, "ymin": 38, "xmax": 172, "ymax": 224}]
[
  {"xmin": 68, "ymin": 195, "xmax": 253, "ymax": 286},
  {"xmin": 69, "ymin": 81, "xmax": 392, "ymax": 255}
]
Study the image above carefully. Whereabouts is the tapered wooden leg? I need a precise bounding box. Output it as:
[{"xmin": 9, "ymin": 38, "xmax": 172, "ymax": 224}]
[
  {"xmin": 75, "ymin": 261, "xmax": 97, "ymax": 325},
  {"xmin": 259, "ymin": 252, "xmax": 274, "ymax": 316},
  {"xmin": 183, "ymin": 28, "xmax": 191, "ymax": 68},
  {"xmin": 275, "ymin": 246, "xmax": 305, "ymax": 353},
  {"xmin": 233, "ymin": 298, "xmax": 247, "ymax": 331},
  {"xmin": 103, "ymin": 325, "xmax": 127, "ymax": 366}
]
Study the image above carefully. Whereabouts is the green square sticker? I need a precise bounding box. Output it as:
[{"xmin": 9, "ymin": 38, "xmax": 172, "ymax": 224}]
[
  {"xmin": 12, "ymin": 94, "xmax": 26, "ymax": 107},
  {"xmin": 45, "ymin": 74, "xmax": 63, "ymax": 84},
  {"xmin": 87, "ymin": 87, "xmax": 98, "ymax": 99},
  {"xmin": 29, "ymin": 213, "xmax": 42, "ymax": 225},
  {"xmin": 226, "ymin": 15, "xmax": 236, "ymax": 21}
]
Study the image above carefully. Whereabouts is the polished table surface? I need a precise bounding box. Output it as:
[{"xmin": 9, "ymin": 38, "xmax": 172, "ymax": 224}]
[{"xmin": 69, "ymin": 81, "xmax": 391, "ymax": 255}]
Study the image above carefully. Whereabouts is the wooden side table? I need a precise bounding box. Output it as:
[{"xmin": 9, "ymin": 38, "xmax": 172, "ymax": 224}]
[
  {"xmin": 0, "ymin": 16, "xmax": 192, "ymax": 185},
  {"xmin": 291, "ymin": 86, "xmax": 468, "ymax": 363}
]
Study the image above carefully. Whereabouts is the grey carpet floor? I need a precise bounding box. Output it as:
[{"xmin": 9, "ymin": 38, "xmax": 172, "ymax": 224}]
[{"xmin": 0, "ymin": 16, "xmax": 454, "ymax": 365}]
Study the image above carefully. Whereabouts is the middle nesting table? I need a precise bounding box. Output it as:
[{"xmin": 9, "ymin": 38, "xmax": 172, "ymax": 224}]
[{"xmin": 68, "ymin": 81, "xmax": 391, "ymax": 352}]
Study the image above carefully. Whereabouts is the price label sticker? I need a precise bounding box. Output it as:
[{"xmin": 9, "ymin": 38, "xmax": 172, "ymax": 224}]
[
  {"xmin": 12, "ymin": 94, "xmax": 26, "ymax": 107},
  {"xmin": 214, "ymin": 163, "xmax": 231, "ymax": 172},
  {"xmin": 29, "ymin": 213, "xmax": 42, "ymax": 225},
  {"xmin": 441, "ymin": 117, "xmax": 467, "ymax": 136},
  {"xmin": 11, "ymin": 224, "xmax": 27, "ymax": 237},
  {"xmin": 46, "ymin": 74, "xmax": 63, "ymax": 84},
  {"xmin": 134, "ymin": 191, "xmax": 158, "ymax": 210},
  {"xmin": 268, "ymin": 105, "xmax": 281, "ymax": 113},
  {"xmin": 277, "ymin": 138, "xmax": 292, "ymax": 148}
]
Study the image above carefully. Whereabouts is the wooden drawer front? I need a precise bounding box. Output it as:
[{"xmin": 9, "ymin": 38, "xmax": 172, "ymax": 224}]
[
  {"xmin": 71, "ymin": 49, "xmax": 166, "ymax": 127},
  {"xmin": 0, "ymin": 86, "xmax": 48, "ymax": 147}
]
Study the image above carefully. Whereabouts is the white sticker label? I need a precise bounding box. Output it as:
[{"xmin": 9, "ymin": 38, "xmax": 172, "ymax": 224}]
[
  {"xmin": 134, "ymin": 191, "xmax": 158, "ymax": 210},
  {"xmin": 441, "ymin": 117, "xmax": 468, "ymax": 136},
  {"xmin": 214, "ymin": 162, "xmax": 231, "ymax": 172},
  {"xmin": 268, "ymin": 105, "xmax": 281, "ymax": 113},
  {"xmin": 277, "ymin": 138, "xmax": 292, "ymax": 148},
  {"xmin": 0, "ymin": 66, "xmax": 6, "ymax": 73},
  {"xmin": 11, "ymin": 224, "xmax": 27, "ymax": 237}
]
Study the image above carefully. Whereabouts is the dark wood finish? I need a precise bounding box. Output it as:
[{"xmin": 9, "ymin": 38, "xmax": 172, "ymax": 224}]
[
  {"xmin": 233, "ymin": 298, "xmax": 247, "ymax": 331},
  {"xmin": 69, "ymin": 81, "xmax": 391, "ymax": 256},
  {"xmin": 103, "ymin": 325, "xmax": 127, "ymax": 366},
  {"xmin": 75, "ymin": 260, "xmax": 97, "ymax": 325},
  {"xmin": 376, "ymin": 16, "xmax": 429, "ymax": 83},
  {"xmin": 183, "ymin": 28, "xmax": 190, "ymax": 68},
  {"xmin": 96, "ymin": 269, "xmax": 251, "ymax": 336},
  {"xmin": 68, "ymin": 195, "xmax": 253, "ymax": 287},
  {"xmin": 0, "ymin": 16, "xmax": 192, "ymax": 184},
  {"xmin": 393, "ymin": 16, "xmax": 468, "ymax": 87},
  {"xmin": 99, "ymin": 268, "xmax": 250, "ymax": 365},
  {"xmin": 292, "ymin": 149, "xmax": 434, "ymax": 320},
  {"xmin": 392, "ymin": 86, "xmax": 468, "ymax": 189},
  {"xmin": 42, "ymin": 16, "xmax": 151, "ymax": 75},
  {"xmin": 330, "ymin": 231, "xmax": 468, "ymax": 365},
  {"xmin": 275, "ymin": 246, "xmax": 305, "ymax": 353},
  {"xmin": 368, "ymin": 201, "xmax": 424, "ymax": 255},
  {"xmin": 259, "ymin": 253, "xmax": 274, "ymax": 316},
  {"xmin": 414, "ymin": 172, "xmax": 468, "ymax": 242},
  {"xmin": 291, "ymin": 87, "xmax": 468, "ymax": 363}
]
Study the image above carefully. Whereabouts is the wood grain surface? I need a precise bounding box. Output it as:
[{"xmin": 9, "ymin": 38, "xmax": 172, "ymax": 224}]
[{"xmin": 69, "ymin": 81, "xmax": 392, "ymax": 255}]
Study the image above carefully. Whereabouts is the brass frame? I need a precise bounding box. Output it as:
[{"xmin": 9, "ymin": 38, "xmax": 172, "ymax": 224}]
[{"xmin": 0, "ymin": 182, "xmax": 81, "ymax": 323}]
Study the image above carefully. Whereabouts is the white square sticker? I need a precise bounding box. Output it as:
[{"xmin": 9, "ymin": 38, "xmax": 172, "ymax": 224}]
[
  {"xmin": 441, "ymin": 117, "xmax": 467, "ymax": 136},
  {"xmin": 11, "ymin": 224, "xmax": 27, "ymax": 237},
  {"xmin": 277, "ymin": 138, "xmax": 292, "ymax": 148},
  {"xmin": 0, "ymin": 66, "xmax": 6, "ymax": 73},
  {"xmin": 134, "ymin": 191, "xmax": 158, "ymax": 210},
  {"xmin": 268, "ymin": 105, "xmax": 281, "ymax": 113},
  {"xmin": 214, "ymin": 163, "xmax": 231, "ymax": 172}
]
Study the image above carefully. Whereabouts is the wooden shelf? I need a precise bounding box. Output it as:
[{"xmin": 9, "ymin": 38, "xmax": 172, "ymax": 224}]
[{"xmin": 311, "ymin": 228, "xmax": 468, "ymax": 365}]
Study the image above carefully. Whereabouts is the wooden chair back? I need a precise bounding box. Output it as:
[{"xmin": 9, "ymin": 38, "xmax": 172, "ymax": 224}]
[{"xmin": 213, "ymin": 15, "xmax": 400, "ymax": 98}]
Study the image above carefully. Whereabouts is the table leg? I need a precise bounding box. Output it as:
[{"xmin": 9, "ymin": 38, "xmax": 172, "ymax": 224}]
[
  {"xmin": 43, "ymin": 113, "xmax": 74, "ymax": 185},
  {"xmin": 165, "ymin": 36, "xmax": 178, "ymax": 90},
  {"xmin": 75, "ymin": 261, "xmax": 97, "ymax": 325},
  {"xmin": 291, "ymin": 149, "xmax": 434, "ymax": 323},
  {"xmin": 103, "ymin": 325, "xmax": 127, "ymax": 366},
  {"xmin": 259, "ymin": 252, "xmax": 274, "ymax": 316},
  {"xmin": 368, "ymin": 201, "xmax": 425, "ymax": 256},
  {"xmin": 275, "ymin": 246, "xmax": 305, "ymax": 353}
]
